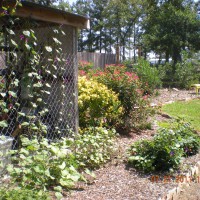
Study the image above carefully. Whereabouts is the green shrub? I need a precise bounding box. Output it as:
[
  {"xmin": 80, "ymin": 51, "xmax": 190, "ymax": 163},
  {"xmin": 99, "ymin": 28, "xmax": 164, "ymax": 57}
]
[
  {"xmin": 0, "ymin": 188, "xmax": 50, "ymax": 200},
  {"xmin": 159, "ymin": 52, "xmax": 200, "ymax": 89},
  {"xmin": 128, "ymin": 122, "xmax": 200, "ymax": 172},
  {"xmin": 131, "ymin": 59, "xmax": 162, "ymax": 94},
  {"xmin": 174, "ymin": 60, "xmax": 199, "ymax": 89},
  {"xmin": 6, "ymin": 127, "xmax": 117, "ymax": 197},
  {"xmin": 78, "ymin": 76, "xmax": 122, "ymax": 128},
  {"xmin": 7, "ymin": 136, "xmax": 83, "ymax": 193},
  {"xmin": 74, "ymin": 127, "xmax": 117, "ymax": 169},
  {"xmin": 90, "ymin": 65, "xmax": 152, "ymax": 131}
]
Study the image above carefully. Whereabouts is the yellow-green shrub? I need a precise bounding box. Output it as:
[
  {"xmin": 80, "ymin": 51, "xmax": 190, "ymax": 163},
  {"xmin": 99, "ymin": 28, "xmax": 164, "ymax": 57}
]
[{"xmin": 78, "ymin": 76, "xmax": 122, "ymax": 128}]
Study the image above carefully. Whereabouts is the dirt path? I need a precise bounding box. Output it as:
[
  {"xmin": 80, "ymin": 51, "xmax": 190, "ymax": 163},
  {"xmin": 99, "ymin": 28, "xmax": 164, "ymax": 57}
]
[{"xmin": 178, "ymin": 183, "xmax": 200, "ymax": 200}]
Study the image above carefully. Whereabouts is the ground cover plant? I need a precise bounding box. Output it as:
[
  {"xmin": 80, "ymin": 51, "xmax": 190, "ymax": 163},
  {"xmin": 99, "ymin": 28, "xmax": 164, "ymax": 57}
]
[
  {"xmin": 0, "ymin": 188, "xmax": 50, "ymax": 200},
  {"xmin": 3, "ymin": 127, "xmax": 117, "ymax": 199},
  {"xmin": 161, "ymin": 100, "xmax": 200, "ymax": 131},
  {"xmin": 128, "ymin": 121, "xmax": 200, "ymax": 172}
]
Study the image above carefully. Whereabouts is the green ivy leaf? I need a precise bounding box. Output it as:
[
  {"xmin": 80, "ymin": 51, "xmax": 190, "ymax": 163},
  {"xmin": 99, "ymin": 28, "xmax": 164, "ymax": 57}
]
[
  {"xmin": 45, "ymin": 46, "xmax": 52, "ymax": 52},
  {"xmin": 23, "ymin": 30, "xmax": 30, "ymax": 37},
  {"xmin": 25, "ymin": 43, "xmax": 31, "ymax": 50},
  {"xmin": 0, "ymin": 93, "xmax": 6, "ymax": 97},
  {"xmin": 59, "ymin": 162, "xmax": 66, "ymax": 170},
  {"xmin": 11, "ymin": 39, "xmax": 18, "ymax": 47},
  {"xmin": 53, "ymin": 38, "xmax": 61, "ymax": 45},
  {"xmin": 54, "ymin": 186, "xmax": 62, "ymax": 192},
  {"xmin": 33, "ymin": 83, "xmax": 43, "ymax": 88},
  {"xmin": 21, "ymin": 122, "xmax": 29, "ymax": 126},
  {"xmin": 37, "ymin": 98, "xmax": 42, "ymax": 102},
  {"xmin": 8, "ymin": 91, "xmax": 17, "ymax": 98},
  {"xmin": 69, "ymin": 173, "xmax": 80, "ymax": 182},
  {"xmin": 45, "ymin": 83, "xmax": 51, "ymax": 88},
  {"xmin": 0, "ymin": 120, "xmax": 8, "ymax": 128},
  {"xmin": 55, "ymin": 192, "xmax": 63, "ymax": 200},
  {"xmin": 6, "ymin": 28, "xmax": 15, "ymax": 35},
  {"xmin": 85, "ymin": 169, "xmax": 96, "ymax": 178}
]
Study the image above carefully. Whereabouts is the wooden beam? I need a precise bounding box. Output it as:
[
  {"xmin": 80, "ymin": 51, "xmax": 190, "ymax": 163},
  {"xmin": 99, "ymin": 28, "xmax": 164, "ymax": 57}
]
[{"xmin": 1, "ymin": 1, "xmax": 89, "ymax": 29}]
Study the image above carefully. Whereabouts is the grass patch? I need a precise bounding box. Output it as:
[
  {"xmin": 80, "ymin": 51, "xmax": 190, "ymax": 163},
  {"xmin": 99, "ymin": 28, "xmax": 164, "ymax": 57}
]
[{"xmin": 161, "ymin": 99, "xmax": 200, "ymax": 131}]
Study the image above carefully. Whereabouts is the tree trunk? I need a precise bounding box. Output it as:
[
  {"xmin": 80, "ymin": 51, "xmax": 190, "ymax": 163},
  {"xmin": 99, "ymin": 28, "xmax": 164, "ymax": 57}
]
[
  {"xmin": 172, "ymin": 46, "xmax": 181, "ymax": 71},
  {"xmin": 165, "ymin": 50, "xmax": 169, "ymax": 63},
  {"xmin": 133, "ymin": 24, "xmax": 136, "ymax": 62}
]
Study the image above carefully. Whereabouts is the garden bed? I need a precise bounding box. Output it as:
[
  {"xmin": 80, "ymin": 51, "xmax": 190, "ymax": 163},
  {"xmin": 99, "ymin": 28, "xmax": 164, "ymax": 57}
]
[
  {"xmin": 64, "ymin": 130, "xmax": 200, "ymax": 200},
  {"xmin": 63, "ymin": 89, "xmax": 200, "ymax": 200}
]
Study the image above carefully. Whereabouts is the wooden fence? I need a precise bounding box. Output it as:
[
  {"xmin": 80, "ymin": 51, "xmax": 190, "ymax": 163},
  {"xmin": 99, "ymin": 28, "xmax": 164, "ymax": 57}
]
[{"xmin": 77, "ymin": 52, "xmax": 116, "ymax": 69}]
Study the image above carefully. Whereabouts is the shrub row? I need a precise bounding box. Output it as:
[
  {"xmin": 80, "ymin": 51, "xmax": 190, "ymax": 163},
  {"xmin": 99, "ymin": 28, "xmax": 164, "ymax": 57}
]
[{"xmin": 78, "ymin": 63, "xmax": 154, "ymax": 131}]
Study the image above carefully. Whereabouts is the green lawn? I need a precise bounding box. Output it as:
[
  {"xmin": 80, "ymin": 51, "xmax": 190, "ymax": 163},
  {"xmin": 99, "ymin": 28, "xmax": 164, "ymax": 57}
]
[{"xmin": 161, "ymin": 99, "xmax": 200, "ymax": 131}]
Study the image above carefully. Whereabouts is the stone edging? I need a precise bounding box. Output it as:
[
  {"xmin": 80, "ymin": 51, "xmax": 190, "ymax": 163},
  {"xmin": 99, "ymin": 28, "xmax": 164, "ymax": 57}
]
[{"xmin": 161, "ymin": 162, "xmax": 200, "ymax": 200}]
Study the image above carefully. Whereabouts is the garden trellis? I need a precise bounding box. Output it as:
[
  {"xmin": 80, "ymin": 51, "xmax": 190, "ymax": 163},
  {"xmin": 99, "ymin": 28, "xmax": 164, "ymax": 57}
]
[{"xmin": 0, "ymin": 1, "xmax": 89, "ymax": 148}]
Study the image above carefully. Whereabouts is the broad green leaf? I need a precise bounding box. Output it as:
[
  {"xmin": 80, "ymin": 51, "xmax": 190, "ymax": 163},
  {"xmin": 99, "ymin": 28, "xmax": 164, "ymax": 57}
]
[
  {"xmin": 69, "ymin": 174, "xmax": 80, "ymax": 182},
  {"xmin": 85, "ymin": 169, "xmax": 96, "ymax": 178},
  {"xmin": 59, "ymin": 162, "xmax": 66, "ymax": 170},
  {"xmin": 18, "ymin": 112, "xmax": 25, "ymax": 117},
  {"xmin": 11, "ymin": 39, "xmax": 18, "ymax": 47},
  {"xmin": 45, "ymin": 83, "xmax": 51, "ymax": 88},
  {"xmin": 23, "ymin": 30, "xmax": 30, "ymax": 37},
  {"xmin": 53, "ymin": 38, "xmax": 61, "ymax": 45},
  {"xmin": 8, "ymin": 91, "xmax": 17, "ymax": 98},
  {"xmin": 45, "ymin": 46, "xmax": 52, "ymax": 52},
  {"xmin": 21, "ymin": 122, "xmax": 29, "ymax": 126},
  {"xmin": 55, "ymin": 192, "xmax": 63, "ymax": 200},
  {"xmin": 6, "ymin": 28, "xmax": 15, "ymax": 35},
  {"xmin": 0, "ymin": 93, "xmax": 6, "ymax": 97},
  {"xmin": 33, "ymin": 83, "xmax": 42, "ymax": 88},
  {"xmin": 54, "ymin": 186, "xmax": 62, "ymax": 192},
  {"xmin": 25, "ymin": 43, "xmax": 31, "ymax": 50},
  {"xmin": 0, "ymin": 120, "xmax": 8, "ymax": 128}
]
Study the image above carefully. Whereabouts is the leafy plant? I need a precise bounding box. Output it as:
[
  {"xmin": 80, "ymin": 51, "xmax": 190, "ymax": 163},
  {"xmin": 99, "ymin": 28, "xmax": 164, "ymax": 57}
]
[
  {"xmin": 78, "ymin": 60, "xmax": 94, "ymax": 73},
  {"xmin": 6, "ymin": 126, "xmax": 117, "ymax": 198},
  {"xmin": 174, "ymin": 52, "xmax": 200, "ymax": 89},
  {"xmin": 7, "ymin": 136, "xmax": 84, "ymax": 197},
  {"xmin": 89, "ymin": 65, "xmax": 152, "ymax": 131},
  {"xmin": 0, "ymin": 188, "xmax": 50, "ymax": 200},
  {"xmin": 74, "ymin": 127, "xmax": 117, "ymax": 169},
  {"xmin": 128, "ymin": 121, "xmax": 200, "ymax": 172},
  {"xmin": 131, "ymin": 59, "xmax": 162, "ymax": 94},
  {"xmin": 78, "ymin": 76, "xmax": 122, "ymax": 128},
  {"xmin": 159, "ymin": 52, "xmax": 200, "ymax": 89}
]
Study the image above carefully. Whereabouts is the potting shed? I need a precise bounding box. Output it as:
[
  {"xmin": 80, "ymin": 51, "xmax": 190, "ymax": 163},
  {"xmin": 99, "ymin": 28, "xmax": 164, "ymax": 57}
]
[{"xmin": 0, "ymin": 0, "xmax": 89, "ymax": 147}]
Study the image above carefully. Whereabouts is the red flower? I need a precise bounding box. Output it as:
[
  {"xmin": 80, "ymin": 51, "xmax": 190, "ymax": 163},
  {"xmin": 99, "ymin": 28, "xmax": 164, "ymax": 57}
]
[{"xmin": 79, "ymin": 70, "xmax": 86, "ymax": 76}]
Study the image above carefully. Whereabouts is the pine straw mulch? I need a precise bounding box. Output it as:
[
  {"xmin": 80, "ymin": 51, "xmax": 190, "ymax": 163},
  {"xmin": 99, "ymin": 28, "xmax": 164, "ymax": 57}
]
[{"xmin": 63, "ymin": 88, "xmax": 200, "ymax": 200}]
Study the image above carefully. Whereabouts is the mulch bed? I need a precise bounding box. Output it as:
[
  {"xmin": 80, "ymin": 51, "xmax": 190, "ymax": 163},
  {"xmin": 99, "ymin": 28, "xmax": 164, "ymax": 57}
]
[{"xmin": 63, "ymin": 89, "xmax": 200, "ymax": 200}]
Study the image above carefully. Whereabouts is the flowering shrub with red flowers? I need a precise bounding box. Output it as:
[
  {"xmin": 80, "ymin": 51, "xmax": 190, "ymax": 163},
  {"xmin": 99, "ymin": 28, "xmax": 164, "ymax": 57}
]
[
  {"xmin": 89, "ymin": 64, "xmax": 152, "ymax": 131},
  {"xmin": 78, "ymin": 60, "xmax": 94, "ymax": 73},
  {"xmin": 124, "ymin": 59, "xmax": 162, "ymax": 94}
]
